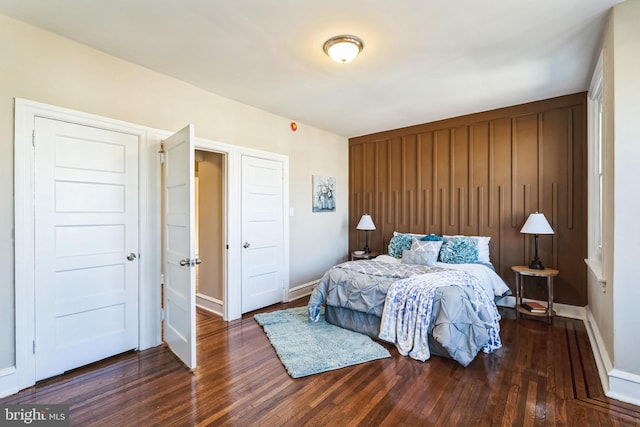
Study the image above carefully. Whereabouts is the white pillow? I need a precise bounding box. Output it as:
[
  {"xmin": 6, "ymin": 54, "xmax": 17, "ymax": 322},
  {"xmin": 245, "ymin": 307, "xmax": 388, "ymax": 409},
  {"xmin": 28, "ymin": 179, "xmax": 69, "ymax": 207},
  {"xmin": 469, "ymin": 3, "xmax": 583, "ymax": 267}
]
[{"xmin": 443, "ymin": 235, "xmax": 491, "ymax": 263}]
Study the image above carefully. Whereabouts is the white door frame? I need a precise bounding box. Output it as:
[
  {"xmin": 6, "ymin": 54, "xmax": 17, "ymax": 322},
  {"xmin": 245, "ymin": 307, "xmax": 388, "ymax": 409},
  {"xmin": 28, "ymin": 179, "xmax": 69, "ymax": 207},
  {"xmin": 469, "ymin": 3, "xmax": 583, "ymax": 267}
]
[
  {"xmin": 7, "ymin": 99, "xmax": 162, "ymax": 396},
  {"xmin": 185, "ymin": 138, "xmax": 290, "ymax": 321},
  {"xmin": 5, "ymin": 98, "xmax": 289, "ymax": 397}
]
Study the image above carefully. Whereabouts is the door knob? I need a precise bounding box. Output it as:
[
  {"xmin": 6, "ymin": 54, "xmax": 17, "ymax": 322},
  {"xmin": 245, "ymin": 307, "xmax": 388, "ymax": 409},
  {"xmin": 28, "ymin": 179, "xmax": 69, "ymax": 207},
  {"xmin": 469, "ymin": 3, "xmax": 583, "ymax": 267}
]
[
  {"xmin": 127, "ymin": 252, "xmax": 137, "ymax": 261},
  {"xmin": 243, "ymin": 242, "xmax": 250, "ymax": 248},
  {"xmin": 179, "ymin": 258, "xmax": 202, "ymax": 267}
]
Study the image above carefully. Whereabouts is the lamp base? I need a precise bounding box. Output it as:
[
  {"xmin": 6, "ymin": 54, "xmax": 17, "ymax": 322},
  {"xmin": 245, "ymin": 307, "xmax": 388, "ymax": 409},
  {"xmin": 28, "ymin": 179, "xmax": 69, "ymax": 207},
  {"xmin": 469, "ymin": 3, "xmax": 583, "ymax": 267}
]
[
  {"xmin": 363, "ymin": 230, "xmax": 371, "ymax": 254},
  {"xmin": 529, "ymin": 258, "xmax": 544, "ymax": 270}
]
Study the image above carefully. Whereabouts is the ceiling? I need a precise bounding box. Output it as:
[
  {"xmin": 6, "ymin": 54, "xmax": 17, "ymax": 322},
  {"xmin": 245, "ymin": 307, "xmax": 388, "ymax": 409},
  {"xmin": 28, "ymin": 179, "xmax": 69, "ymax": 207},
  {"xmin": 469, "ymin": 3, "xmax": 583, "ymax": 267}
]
[{"xmin": 0, "ymin": 0, "xmax": 621, "ymax": 137}]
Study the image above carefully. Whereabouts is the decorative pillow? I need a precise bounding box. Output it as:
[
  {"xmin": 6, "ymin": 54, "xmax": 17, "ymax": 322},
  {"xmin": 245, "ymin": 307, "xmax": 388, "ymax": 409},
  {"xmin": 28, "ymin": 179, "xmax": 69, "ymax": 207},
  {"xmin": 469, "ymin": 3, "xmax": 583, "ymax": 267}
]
[
  {"xmin": 409, "ymin": 239, "xmax": 442, "ymax": 267},
  {"xmin": 393, "ymin": 231, "xmax": 427, "ymax": 240},
  {"xmin": 401, "ymin": 249, "xmax": 438, "ymax": 267},
  {"xmin": 388, "ymin": 233, "xmax": 414, "ymax": 258},
  {"xmin": 420, "ymin": 234, "xmax": 444, "ymax": 242},
  {"xmin": 411, "ymin": 239, "xmax": 443, "ymax": 254},
  {"xmin": 439, "ymin": 237, "xmax": 479, "ymax": 264},
  {"xmin": 443, "ymin": 235, "xmax": 491, "ymax": 263}
]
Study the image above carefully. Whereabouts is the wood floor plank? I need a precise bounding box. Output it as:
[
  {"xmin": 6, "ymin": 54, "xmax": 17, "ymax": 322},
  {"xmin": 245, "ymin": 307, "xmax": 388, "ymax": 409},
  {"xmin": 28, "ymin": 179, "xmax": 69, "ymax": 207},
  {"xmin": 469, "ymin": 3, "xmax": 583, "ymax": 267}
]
[{"xmin": 1, "ymin": 298, "xmax": 639, "ymax": 426}]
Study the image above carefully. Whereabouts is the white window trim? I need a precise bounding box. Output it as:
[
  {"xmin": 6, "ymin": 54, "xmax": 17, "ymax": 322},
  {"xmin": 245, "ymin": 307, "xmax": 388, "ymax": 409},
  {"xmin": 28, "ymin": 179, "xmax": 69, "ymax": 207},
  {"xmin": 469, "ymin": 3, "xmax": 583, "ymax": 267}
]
[{"xmin": 586, "ymin": 51, "xmax": 606, "ymax": 286}]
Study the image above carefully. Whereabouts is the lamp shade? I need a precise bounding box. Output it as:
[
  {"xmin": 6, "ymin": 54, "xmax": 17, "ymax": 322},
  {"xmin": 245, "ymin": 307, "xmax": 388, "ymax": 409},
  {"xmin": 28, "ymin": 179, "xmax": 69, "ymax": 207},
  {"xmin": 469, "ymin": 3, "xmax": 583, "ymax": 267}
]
[
  {"xmin": 520, "ymin": 212, "xmax": 554, "ymax": 234},
  {"xmin": 356, "ymin": 214, "xmax": 376, "ymax": 230}
]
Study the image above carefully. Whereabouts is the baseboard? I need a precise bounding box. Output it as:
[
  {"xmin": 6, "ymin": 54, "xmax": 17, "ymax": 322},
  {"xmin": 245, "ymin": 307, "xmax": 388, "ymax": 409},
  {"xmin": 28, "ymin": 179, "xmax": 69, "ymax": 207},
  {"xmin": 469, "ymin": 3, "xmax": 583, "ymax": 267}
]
[
  {"xmin": 0, "ymin": 384, "xmax": 18, "ymax": 399},
  {"xmin": 0, "ymin": 367, "xmax": 19, "ymax": 399},
  {"xmin": 287, "ymin": 280, "xmax": 319, "ymax": 302},
  {"xmin": 584, "ymin": 307, "xmax": 640, "ymax": 406},
  {"xmin": 554, "ymin": 302, "xmax": 587, "ymax": 320},
  {"xmin": 196, "ymin": 293, "xmax": 223, "ymax": 317},
  {"xmin": 584, "ymin": 307, "xmax": 613, "ymax": 394},
  {"xmin": 608, "ymin": 369, "xmax": 640, "ymax": 406}
]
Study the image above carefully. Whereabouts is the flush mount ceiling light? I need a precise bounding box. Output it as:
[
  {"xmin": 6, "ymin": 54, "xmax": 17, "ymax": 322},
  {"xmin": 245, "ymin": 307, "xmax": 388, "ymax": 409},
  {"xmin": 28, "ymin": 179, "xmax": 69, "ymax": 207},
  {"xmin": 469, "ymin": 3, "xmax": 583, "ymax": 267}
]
[{"xmin": 323, "ymin": 35, "xmax": 364, "ymax": 64}]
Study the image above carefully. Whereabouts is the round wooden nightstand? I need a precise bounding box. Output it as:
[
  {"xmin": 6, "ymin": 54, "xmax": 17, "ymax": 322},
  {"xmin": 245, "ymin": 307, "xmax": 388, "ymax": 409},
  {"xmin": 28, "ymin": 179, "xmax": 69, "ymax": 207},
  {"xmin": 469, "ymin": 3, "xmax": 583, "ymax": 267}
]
[
  {"xmin": 512, "ymin": 265, "xmax": 560, "ymax": 323},
  {"xmin": 351, "ymin": 251, "xmax": 379, "ymax": 261}
]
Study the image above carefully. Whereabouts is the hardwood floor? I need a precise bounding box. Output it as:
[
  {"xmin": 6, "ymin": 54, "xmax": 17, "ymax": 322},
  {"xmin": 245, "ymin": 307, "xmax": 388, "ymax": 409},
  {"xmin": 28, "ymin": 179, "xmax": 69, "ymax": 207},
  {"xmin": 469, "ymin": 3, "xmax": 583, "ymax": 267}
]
[{"xmin": 2, "ymin": 299, "xmax": 639, "ymax": 426}]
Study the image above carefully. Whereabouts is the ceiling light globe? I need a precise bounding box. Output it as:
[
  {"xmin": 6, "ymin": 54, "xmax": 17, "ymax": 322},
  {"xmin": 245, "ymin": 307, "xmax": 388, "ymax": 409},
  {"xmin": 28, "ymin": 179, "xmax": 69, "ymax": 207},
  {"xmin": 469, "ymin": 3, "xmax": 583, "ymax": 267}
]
[
  {"xmin": 323, "ymin": 35, "xmax": 363, "ymax": 64},
  {"xmin": 327, "ymin": 41, "xmax": 359, "ymax": 63}
]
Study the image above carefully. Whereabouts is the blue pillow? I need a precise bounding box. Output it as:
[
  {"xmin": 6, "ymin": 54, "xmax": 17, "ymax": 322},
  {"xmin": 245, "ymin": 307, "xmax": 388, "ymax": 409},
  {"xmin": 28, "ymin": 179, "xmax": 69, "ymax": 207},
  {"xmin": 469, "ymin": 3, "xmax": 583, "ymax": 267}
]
[
  {"xmin": 439, "ymin": 237, "xmax": 479, "ymax": 264},
  {"xmin": 388, "ymin": 234, "xmax": 414, "ymax": 258},
  {"xmin": 420, "ymin": 234, "xmax": 444, "ymax": 242}
]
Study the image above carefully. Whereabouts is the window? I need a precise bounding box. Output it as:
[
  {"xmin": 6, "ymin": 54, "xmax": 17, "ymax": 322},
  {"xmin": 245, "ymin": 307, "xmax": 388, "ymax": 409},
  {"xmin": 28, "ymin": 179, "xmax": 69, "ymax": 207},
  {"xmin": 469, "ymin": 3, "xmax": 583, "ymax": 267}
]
[
  {"xmin": 594, "ymin": 83, "xmax": 603, "ymax": 254},
  {"xmin": 587, "ymin": 50, "xmax": 605, "ymax": 283}
]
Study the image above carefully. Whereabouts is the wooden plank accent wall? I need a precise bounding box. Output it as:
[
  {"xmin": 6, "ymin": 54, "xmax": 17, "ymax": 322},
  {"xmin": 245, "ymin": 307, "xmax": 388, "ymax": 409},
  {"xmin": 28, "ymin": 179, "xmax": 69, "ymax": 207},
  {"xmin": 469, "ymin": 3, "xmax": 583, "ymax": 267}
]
[{"xmin": 349, "ymin": 93, "xmax": 587, "ymax": 306}]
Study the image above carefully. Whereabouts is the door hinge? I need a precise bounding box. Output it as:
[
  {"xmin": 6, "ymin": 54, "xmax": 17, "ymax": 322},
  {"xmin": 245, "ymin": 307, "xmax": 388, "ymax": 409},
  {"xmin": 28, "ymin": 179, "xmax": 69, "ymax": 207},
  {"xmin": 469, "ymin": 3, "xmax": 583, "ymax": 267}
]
[
  {"xmin": 158, "ymin": 144, "xmax": 166, "ymax": 164},
  {"xmin": 32, "ymin": 130, "xmax": 36, "ymax": 148},
  {"xmin": 33, "ymin": 340, "xmax": 36, "ymax": 354}
]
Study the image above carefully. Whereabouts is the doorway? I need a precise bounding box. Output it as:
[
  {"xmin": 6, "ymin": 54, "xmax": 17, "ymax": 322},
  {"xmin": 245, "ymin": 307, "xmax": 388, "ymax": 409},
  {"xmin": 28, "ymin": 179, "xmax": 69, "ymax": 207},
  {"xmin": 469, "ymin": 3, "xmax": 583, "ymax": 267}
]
[
  {"xmin": 161, "ymin": 139, "xmax": 289, "ymax": 368},
  {"xmin": 195, "ymin": 150, "xmax": 226, "ymax": 316}
]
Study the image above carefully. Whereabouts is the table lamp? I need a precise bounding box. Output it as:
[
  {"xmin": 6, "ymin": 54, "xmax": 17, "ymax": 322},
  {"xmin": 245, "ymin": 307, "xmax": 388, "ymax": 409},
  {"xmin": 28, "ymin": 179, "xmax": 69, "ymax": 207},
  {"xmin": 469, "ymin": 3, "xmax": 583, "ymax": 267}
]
[
  {"xmin": 520, "ymin": 212, "xmax": 554, "ymax": 270},
  {"xmin": 356, "ymin": 214, "xmax": 376, "ymax": 254}
]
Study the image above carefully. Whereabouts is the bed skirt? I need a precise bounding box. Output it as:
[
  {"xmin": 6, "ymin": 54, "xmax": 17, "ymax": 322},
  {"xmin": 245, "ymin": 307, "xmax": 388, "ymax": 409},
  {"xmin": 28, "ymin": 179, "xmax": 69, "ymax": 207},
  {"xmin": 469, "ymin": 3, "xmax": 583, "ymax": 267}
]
[{"xmin": 324, "ymin": 305, "xmax": 450, "ymax": 359}]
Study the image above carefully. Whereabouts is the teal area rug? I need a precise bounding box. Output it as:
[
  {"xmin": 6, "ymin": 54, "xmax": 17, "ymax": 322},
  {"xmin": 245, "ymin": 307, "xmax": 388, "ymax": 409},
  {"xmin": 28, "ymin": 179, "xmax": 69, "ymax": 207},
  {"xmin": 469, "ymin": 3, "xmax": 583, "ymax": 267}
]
[{"xmin": 254, "ymin": 306, "xmax": 391, "ymax": 378}]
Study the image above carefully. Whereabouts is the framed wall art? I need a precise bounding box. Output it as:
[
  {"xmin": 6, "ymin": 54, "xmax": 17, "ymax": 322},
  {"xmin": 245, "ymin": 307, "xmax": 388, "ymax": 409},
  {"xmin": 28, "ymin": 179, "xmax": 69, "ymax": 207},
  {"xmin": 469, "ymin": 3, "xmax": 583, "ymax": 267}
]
[{"xmin": 312, "ymin": 175, "xmax": 336, "ymax": 212}]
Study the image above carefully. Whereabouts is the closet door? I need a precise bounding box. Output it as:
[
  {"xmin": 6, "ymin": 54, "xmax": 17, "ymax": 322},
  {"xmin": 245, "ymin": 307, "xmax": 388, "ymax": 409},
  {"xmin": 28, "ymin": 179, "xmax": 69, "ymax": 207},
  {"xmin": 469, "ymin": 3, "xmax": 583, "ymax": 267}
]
[
  {"xmin": 241, "ymin": 155, "xmax": 285, "ymax": 313},
  {"xmin": 34, "ymin": 117, "xmax": 139, "ymax": 380}
]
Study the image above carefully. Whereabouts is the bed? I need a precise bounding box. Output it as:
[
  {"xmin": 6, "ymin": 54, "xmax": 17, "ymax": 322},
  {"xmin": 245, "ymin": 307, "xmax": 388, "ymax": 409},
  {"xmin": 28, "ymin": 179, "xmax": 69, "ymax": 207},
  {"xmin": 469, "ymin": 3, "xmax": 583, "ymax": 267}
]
[{"xmin": 307, "ymin": 233, "xmax": 511, "ymax": 367}]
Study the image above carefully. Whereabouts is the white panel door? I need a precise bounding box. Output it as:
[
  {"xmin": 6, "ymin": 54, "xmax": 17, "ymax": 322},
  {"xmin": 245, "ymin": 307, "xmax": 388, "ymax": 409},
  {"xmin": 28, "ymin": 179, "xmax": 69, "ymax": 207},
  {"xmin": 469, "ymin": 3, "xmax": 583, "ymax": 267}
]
[
  {"xmin": 241, "ymin": 155, "xmax": 284, "ymax": 313},
  {"xmin": 163, "ymin": 125, "xmax": 197, "ymax": 369},
  {"xmin": 34, "ymin": 117, "xmax": 139, "ymax": 381}
]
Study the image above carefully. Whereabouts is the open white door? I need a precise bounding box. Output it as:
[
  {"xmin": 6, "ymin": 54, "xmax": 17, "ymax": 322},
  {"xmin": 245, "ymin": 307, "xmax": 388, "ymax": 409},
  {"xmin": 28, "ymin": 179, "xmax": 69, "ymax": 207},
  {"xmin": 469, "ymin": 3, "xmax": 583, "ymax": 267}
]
[{"xmin": 163, "ymin": 125, "xmax": 197, "ymax": 369}]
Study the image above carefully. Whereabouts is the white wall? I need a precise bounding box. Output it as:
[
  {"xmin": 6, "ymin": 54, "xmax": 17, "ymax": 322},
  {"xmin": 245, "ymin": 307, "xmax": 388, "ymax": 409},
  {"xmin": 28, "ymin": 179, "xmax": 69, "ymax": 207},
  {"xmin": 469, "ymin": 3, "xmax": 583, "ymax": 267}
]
[
  {"xmin": 0, "ymin": 15, "xmax": 349, "ymax": 370},
  {"xmin": 587, "ymin": 1, "xmax": 616, "ymax": 371},
  {"xmin": 588, "ymin": 0, "xmax": 640, "ymax": 405},
  {"xmin": 610, "ymin": 0, "xmax": 640, "ymax": 377}
]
